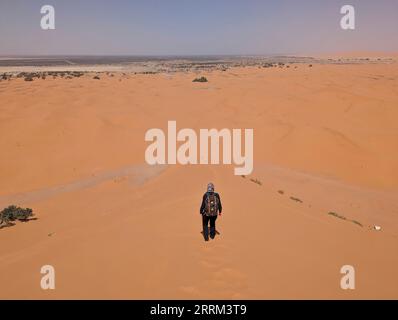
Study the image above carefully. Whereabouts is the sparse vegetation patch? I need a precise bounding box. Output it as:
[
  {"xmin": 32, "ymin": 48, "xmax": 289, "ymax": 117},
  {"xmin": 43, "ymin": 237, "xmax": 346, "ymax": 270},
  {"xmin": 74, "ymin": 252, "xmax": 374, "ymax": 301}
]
[
  {"xmin": 193, "ymin": 76, "xmax": 208, "ymax": 83},
  {"xmin": 0, "ymin": 205, "xmax": 34, "ymax": 228}
]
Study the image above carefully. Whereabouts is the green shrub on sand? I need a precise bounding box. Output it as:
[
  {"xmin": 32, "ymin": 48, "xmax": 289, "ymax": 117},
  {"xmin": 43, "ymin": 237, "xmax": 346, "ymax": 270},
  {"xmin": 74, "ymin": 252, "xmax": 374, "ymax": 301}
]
[
  {"xmin": 0, "ymin": 205, "xmax": 33, "ymax": 227},
  {"xmin": 193, "ymin": 76, "xmax": 208, "ymax": 83}
]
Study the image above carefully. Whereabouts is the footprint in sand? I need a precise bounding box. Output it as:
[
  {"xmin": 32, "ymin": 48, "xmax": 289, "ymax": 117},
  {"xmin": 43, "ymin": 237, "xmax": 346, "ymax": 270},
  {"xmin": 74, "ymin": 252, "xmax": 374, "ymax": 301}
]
[
  {"xmin": 207, "ymin": 267, "xmax": 249, "ymax": 295},
  {"xmin": 179, "ymin": 285, "xmax": 200, "ymax": 296},
  {"xmin": 200, "ymin": 259, "xmax": 220, "ymax": 269}
]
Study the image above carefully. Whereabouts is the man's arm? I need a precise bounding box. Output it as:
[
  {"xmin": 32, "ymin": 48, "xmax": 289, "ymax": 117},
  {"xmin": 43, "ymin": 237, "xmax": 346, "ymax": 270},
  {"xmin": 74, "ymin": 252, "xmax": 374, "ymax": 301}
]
[
  {"xmin": 216, "ymin": 193, "xmax": 222, "ymax": 213},
  {"xmin": 200, "ymin": 193, "xmax": 206, "ymax": 214}
]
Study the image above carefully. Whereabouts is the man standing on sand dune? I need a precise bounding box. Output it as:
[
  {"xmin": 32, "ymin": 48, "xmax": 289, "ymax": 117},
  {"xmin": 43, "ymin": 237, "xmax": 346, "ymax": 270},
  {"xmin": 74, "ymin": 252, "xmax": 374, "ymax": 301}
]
[{"xmin": 200, "ymin": 183, "xmax": 222, "ymax": 241}]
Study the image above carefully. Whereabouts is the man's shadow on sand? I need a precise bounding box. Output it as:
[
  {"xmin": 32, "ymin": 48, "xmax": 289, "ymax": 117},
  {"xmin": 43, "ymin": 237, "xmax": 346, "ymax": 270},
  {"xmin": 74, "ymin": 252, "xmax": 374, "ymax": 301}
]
[{"xmin": 200, "ymin": 228, "xmax": 221, "ymax": 241}]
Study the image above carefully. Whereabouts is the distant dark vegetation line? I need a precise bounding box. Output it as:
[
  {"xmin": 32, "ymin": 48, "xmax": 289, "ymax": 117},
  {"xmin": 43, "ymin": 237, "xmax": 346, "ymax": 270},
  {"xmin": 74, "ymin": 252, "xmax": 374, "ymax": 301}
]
[{"xmin": 0, "ymin": 55, "xmax": 246, "ymax": 67}]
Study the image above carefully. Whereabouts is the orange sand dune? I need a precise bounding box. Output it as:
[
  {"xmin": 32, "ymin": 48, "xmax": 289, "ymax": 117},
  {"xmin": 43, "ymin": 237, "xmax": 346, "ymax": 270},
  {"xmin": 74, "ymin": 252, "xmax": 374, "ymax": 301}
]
[{"xmin": 0, "ymin": 63, "xmax": 397, "ymax": 299}]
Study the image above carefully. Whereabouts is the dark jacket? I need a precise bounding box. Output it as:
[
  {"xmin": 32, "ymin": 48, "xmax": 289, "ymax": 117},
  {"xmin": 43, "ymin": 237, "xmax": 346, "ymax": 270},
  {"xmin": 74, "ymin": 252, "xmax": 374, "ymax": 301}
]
[{"xmin": 200, "ymin": 192, "xmax": 222, "ymax": 215}]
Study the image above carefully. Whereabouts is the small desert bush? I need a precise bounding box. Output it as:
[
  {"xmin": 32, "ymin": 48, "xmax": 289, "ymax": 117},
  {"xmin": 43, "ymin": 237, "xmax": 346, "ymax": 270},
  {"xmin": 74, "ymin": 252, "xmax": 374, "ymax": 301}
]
[
  {"xmin": 193, "ymin": 76, "xmax": 208, "ymax": 83},
  {"xmin": 328, "ymin": 211, "xmax": 346, "ymax": 220},
  {"xmin": 250, "ymin": 178, "xmax": 262, "ymax": 186},
  {"xmin": 290, "ymin": 196, "xmax": 303, "ymax": 203},
  {"xmin": 0, "ymin": 205, "xmax": 33, "ymax": 226},
  {"xmin": 328, "ymin": 211, "xmax": 363, "ymax": 228},
  {"xmin": 351, "ymin": 220, "xmax": 363, "ymax": 227}
]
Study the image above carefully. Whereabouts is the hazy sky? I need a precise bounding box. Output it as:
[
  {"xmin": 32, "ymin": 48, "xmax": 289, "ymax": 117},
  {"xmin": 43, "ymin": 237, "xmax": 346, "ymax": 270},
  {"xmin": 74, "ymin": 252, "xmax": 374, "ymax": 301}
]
[{"xmin": 0, "ymin": 0, "xmax": 397, "ymax": 55}]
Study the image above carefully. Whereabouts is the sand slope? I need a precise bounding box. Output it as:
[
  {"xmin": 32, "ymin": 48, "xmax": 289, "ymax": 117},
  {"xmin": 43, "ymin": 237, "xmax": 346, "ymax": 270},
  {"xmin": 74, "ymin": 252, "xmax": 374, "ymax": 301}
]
[{"xmin": 0, "ymin": 63, "xmax": 397, "ymax": 299}]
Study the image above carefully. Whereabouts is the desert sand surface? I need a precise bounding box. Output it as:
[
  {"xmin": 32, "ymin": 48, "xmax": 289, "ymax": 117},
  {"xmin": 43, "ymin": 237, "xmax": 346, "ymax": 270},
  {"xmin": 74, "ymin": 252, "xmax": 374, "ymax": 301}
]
[{"xmin": 0, "ymin": 60, "xmax": 398, "ymax": 299}]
